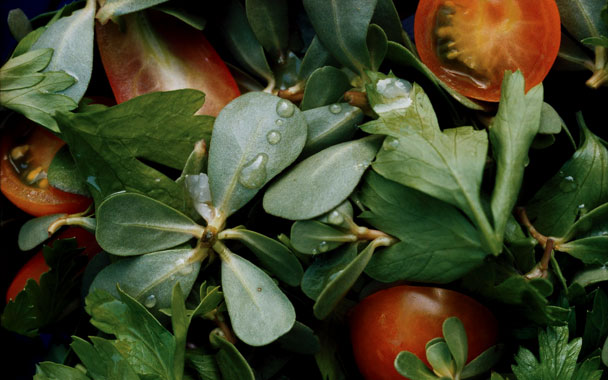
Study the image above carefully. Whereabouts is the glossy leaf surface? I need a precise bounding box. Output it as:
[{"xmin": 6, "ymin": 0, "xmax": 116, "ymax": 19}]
[
  {"xmin": 301, "ymin": 103, "xmax": 363, "ymax": 157},
  {"xmin": 300, "ymin": 66, "xmax": 351, "ymax": 111}
]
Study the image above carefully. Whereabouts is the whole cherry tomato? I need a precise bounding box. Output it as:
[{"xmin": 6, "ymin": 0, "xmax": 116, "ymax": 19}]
[
  {"xmin": 414, "ymin": 0, "xmax": 561, "ymax": 102},
  {"xmin": 349, "ymin": 285, "xmax": 498, "ymax": 380},
  {"xmin": 95, "ymin": 10, "xmax": 240, "ymax": 117},
  {"xmin": 5, "ymin": 227, "xmax": 101, "ymax": 304},
  {"xmin": 0, "ymin": 122, "xmax": 92, "ymax": 217}
]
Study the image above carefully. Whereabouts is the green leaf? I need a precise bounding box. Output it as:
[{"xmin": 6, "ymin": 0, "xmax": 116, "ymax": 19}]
[
  {"xmin": 572, "ymin": 356, "xmax": 603, "ymax": 380},
  {"xmin": 0, "ymin": 48, "xmax": 77, "ymax": 132},
  {"xmin": 85, "ymin": 288, "xmax": 176, "ymax": 380},
  {"xmin": 31, "ymin": 0, "xmax": 95, "ymax": 103},
  {"xmin": 290, "ymin": 220, "xmax": 357, "ymax": 255},
  {"xmin": 7, "ymin": 9, "xmax": 33, "ymax": 41},
  {"xmin": 366, "ymin": 72, "xmax": 414, "ymax": 116},
  {"xmin": 96, "ymin": 193, "xmax": 204, "ymax": 256},
  {"xmin": 559, "ymin": 203, "xmax": 608, "ymax": 242},
  {"xmin": 489, "ymin": 71, "xmax": 543, "ymax": 245},
  {"xmin": 371, "ymin": 0, "xmax": 410, "ymax": 48},
  {"xmin": 538, "ymin": 102, "xmax": 566, "ymax": 135},
  {"xmin": 360, "ymin": 171, "xmax": 487, "ymax": 283},
  {"xmin": 2, "ymin": 239, "xmax": 87, "ymax": 337},
  {"xmin": 12, "ymin": 27, "xmax": 47, "ymax": 58},
  {"xmin": 71, "ymin": 336, "xmax": 141, "ymax": 380},
  {"xmin": 217, "ymin": 0, "xmax": 274, "ymax": 84},
  {"xmin": 48, "ymin": 145, "xmax": 89, "ymax": 196},
  {"xmin": 526, "ymin": 116, "xmax": 608, "ymax": 236},
  {"xmin": 220, "ymin": 251, "xmax": 296, "ymax": 346},
  {"xmin": 18, "ymin": 213, "xmax": 66, "ymax": 251},
  {"xmin": 556, "ymin": 0, "xmax": 608, "ymax": 44},
  {"xmin": 220, "ymin": 228, "xmax": 303, "ymax": 286},
  {"xmin": 153, "ymin": 1, "xmax": 206, "ymax": 30},
  {"xmin": 185, "ymin": 349, "xmax": 221, "ymax": 380},
  {"xmin": 276, "ymin": 321, "xmax": 321, "ymax": 354},
  {"xmin": 558, "ymin": 237, "xmax": 608, "ymax": 264},
  {"xmin": 301, "ymin": 102, "xmax": 363, "ymax": 158},
  {"xmin": 56, "ymin": 90, "xmax": 213, "ymax": 213},
  {"xmin": 300, "ymin": 66, "xmax": 351, "ymax": 111},
  {"xmin": 582, "ymin": 289, "xmax": 608, "ymax": 355},
  {"xmin": 443, "ymin": 317, "xmax": 467, "ymax": 373},
  {"xmin": 208, "ymin": 92, "xmax": 307, "ymax": 217},
  {"xmin": 582, "ymin": 36, "xmax": 608, "ymax": 48},
  {"xmin": 245, "ymin": 0, "xmax": 289, "ymax": 61},
  {"xmin": 362, "ymin": 83, "xmax": 497, "ymax": 254},
  {"xmin": 301, "ymin": 243, "xmax": 358, "ymax": 300},
  {"xmin": 512, "ymin": 326, "xmax": 581, "ymax": 380},
  {"xmin": 96, "ymin": 0, "xmax": 170, "ymax": 24},
  {"xmin": 313, "ymin": 238, "xmax": 391, "ymax": 319},
  {"xmin": 34, "ymin": 362, "xmax": 90, "ymax": 380},
  {"xmin": 210, "ymin": 332, "xmax": 255, "ymax": 380},
  {"xmin": 460, "ymin": 345, "xmax": 503, "ymax": 379},
  {"xmin": 426, "ymin": 339, "xmax": 455, "ymax": 378},
  {"xmin": 89, "ymin": 247, "xmax": 202, "ymax": 314},
  {"xmin": 367, "ymin": 24, "xmax": 387, "ymax": 71},
  {"xmin": 298, "ymin": 35, "xmax": 339, "ymax": 80},
  {"xmin": 264, "ymin": 135, "xmax": 382, "ymax": 220},
  {"xmin": 302, "ymin": 0, "xmax": 377, "ymax": 76},
  {"xmin": 384, "ymin": 41, "xmax": 487, "ymax": 111},
  {"xmin": 394, "ymin": 351, "xmax": 439, "ymax": 380},
  {"xmin": 171, "ymin": 284, "xmax": 188, "ymax": 379},
  {"xmin": 603, "ymin": 338, "xmax": 608, "ymax": 367}
]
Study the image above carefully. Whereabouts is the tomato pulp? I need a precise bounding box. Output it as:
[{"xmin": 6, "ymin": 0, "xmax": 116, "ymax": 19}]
[
  {"xmin": 349, "ymin": 285, "xmax": 498, "ymax": 380},
  {"xmin": 414, "ymin": 0, "xmax": 561, "ymax": 101},
  {"xmin": 5, "ymin": 227, "xmax": 101, "ymax": 303},
  {"xmin": 96, "ymin": 10, "xmax": 240, "ymax": 117},
  {"xmin": 0, "ymin": 123, "xmax": 92, "ymax": 216}
]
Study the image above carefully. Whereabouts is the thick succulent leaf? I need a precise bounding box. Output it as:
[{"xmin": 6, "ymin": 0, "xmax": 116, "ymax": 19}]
[
  {"xmin": 301, "ymin": 103, "xmax": 363, "ymax": 157},
  {"xmin": 300, "ymin": 66, "xmax": 351, "ymax": 111},
  {"xmin": 208, "ymin": 92, "xmax": 307, "ymax": 217},
  {"xmin": 264, "ymin": 135, "xmax": 382, "ymax": 220},
  {"xmin": 18, "ymin": 213, "xmax": 66, "ymax": 251}
]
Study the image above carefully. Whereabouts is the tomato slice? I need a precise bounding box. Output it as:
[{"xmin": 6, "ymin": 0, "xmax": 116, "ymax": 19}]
[
  {"xmin": 5, "ymin": 227, "xmax": 101, "ymax": 303},
  {"xmin": 96, "ymin": 10, "xmax": 240, "ymax": 117},
  {"xmin": 0, "ymin": 123, "xmax": 92, "ymax": 216},
  {"xmin": 414, "ymin": 0, "xmax": 561, "ymax": 101}
]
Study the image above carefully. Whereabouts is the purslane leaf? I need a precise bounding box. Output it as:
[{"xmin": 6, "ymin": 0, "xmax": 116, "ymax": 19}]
[
  {"xmin": 245, "ymin": 0, "xmax": 289, "ymax": 60},
  {"xmin": 96, "ymin": 0, "xmax": 170, "ymax": 24},
  {"xmin": 208, "ymin": 92, "xmax": 307, "ymax": 218}
]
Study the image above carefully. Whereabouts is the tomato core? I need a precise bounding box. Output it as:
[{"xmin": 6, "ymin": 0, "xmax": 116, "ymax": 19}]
[
  {"xmin": 349, "ymin": 285, "xmax": 498, "ymax": 380},
  {"xmin": 415, "ymin": 0, "xmax": 561, "ymax": 101}
]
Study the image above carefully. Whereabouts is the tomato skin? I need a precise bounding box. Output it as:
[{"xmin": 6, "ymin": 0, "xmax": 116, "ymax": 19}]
[
  {"xmin": 349, "ymin": 285, "xmax": 498, "ymax": 380},
  {"xmin": 414, "ymin": 0, "xmax": 561, "ymax": 102},
  {"xmin": 96, "ymin": 11, "xmax": 240, "ymax": 117},
  {"xmin": 0, "ymin": 124, "xmax": 92, "ymax": 217},
  {"xmin": 5, "ymin": 227, "xmax": 101, "ymax": 304}
]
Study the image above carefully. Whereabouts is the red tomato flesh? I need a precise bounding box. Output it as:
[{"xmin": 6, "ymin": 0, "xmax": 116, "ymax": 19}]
[
  {"xmin": 349, "ymin": 285, "xmax": 498, "ymax": 380},
  {"xmin": 1, "ymin": 124, "xmax": 92, "ymax": 217},
  {"xmin": 96, "ymin": 11, "xmax": 240, "ymax": 117},
  {"xmin": 5, "ymin": 227, "xmax": 101, "ymax": 303},
  {"xmin": 414, "ymin": 0, "xmax": 561, "ymax": 101}
]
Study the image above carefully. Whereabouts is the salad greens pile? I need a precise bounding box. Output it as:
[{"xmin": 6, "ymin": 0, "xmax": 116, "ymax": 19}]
[{"xmin": 1, "ymin": 0, "xmax": 608, "ymax": 379}]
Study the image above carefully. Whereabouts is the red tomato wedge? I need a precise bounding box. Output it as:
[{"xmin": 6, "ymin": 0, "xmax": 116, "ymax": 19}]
[
  {"xmin": 95, "ymin": 11, "xmax": 240, "ymax": 116},
  {"xmin": 414, "ymin": 0, "xmax": 561, "ymax": 101},
  {"xmin": 0, "ymin": 123, "xmax": 92, "ymax": 217},
  {"xmin": 5, "ymin": 227, "xmax": 101, "ymax": 303}
]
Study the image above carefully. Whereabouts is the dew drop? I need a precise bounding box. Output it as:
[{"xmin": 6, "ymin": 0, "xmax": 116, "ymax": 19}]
[
  {"xmin": 329, "ymin": 104, "xmax": 342, "ymax": 114},
  {"xmin": 523, "ymin": 155, "xmax": 530, "ymax": 168},
  {"xmin": 559, "ymin": 176, "xmax": 577, "ymax": 192},
  {"xmin": 328, "ymin": 210, "xmax": 344, "ymax": 225},
  {"xmin": 144, "ymin": 294, "xmax": 157, "ymax": 308},
  {"xmin": 276, "ymin": 99, "xmax": 295, "ymax": 118},
  {"xmin": 239, "ymin": 153, "xmax": 268, "ymax": 189},
  {"xmin": 275, "ymin": 119, "xmax": 284, "ymax": 126},
  {"xmin": 266, "ymin": 130, "xmax": 282, "ymax": 145},
  {"xmin": 602, "ymin": 231, "xmax": 608, "ymax": 236},
  {"xmin": 373, "ymin": 78, "xmax": 413, "ymax": 114},
  {"xmin": 311, "ymin": 248, "xmax": 319, "ymax": 255},
  {"xmin": 383, "ymin": 136, "xmax": 400, "ymax": 151},
  {"xmin": 318, "ymin": 241, "xmax": 329, "ymax": 253},
  {"xmin": 177, "ymin": 258, "xmax": 194, "ymax": 275},
  {"xmin": 329, "ymin": 270, "xmax": 344, "ymax": 282}
]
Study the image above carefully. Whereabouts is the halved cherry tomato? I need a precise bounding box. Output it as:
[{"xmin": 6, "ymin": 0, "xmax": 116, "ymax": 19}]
[
  {"xmin": 96, "ymin": 10, "xmax": 240, "ymax": 117},
  {"xmin": 0, "ymin": 122, "xmax": 92, "ymax": 217},
  {"xmin": 349, "ymin": 285, "xmax": 498, "ymax": 380},
  {"xmin": 5, "ymin": 227, "xmax": 101, "ymax": 303},
  {"xmin": 414, "ymin": 0, "xmax": 561, "ymax": 101}
]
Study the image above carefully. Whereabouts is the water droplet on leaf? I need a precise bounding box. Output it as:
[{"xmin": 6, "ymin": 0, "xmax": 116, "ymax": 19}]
[
  {"xmin": 276, "ymin": 99, "xmax": 295, "ymax": 118},
  {"xmin": 144, "ymin": 294, "xmax": 157, "ymax": 308},
  {"xmin": 329, "ymin": 104, "xmax": 342, "ymax": 114},
  {"xmin": 373, "ymin": 78, "xmax": 413, "ymax": 114},
  {"xmin": 383, "ymin": 137, "xmax": 400, "ymax": 151},
  {"xmin": 559, "ymin": 176, "xmax": 577, "ymax": 192},
  {"xmin": 267, "ymin": 130, "xmax": 282, "ymax": 145},
  {"xmin": 328, "ymin": 210, "xmax": 344, "ymax": 225},
  {"xmin": 275, "ymin": 119, "xmax": 284, "ymax": 126},
  {"xmin": 318, "ymin": 241, "xmax": 329, "ymax": 253},
  {"xmin": 239, "ymin": 153, "xmax": 268, "ymax": 189}
]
